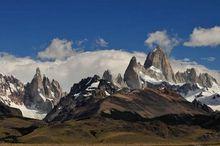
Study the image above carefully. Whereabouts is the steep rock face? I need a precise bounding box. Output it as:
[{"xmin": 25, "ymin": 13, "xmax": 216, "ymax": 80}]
[
  {"xmin": 115, "ymin": 73, "xmax": 126, "ymax": 87},
  {"xmin": 198, "ymin": 73, "xmax": 218, "ymax": 88},
  {"xmin": 0, "ymin": 74, "xmax": 25, "ymax": 107},
  {"xmin": 45, "ymin": 75, "xmax": 118, "ymax": 122},
  {"xmin": 45, "ymin": 75, "xmax": 211, "ymax": 123},
  {"xmin": 144, "ymin": 47, "xmax": 176, "ymax": 82},
  {"xmin": 175, "ymin": 68, "xmax": 218, "ymax": 88},
  {"xmin": 102, "ymin": 70, "xmax": 126, "ymax": 88},
  {"xmin": 175, "ymin": 68, "xmax": 197, "ymax": 83},
  {"xmin": 124, "ymin": 56, "xmax": 143, "ymax": 89},
  {"xmin": 24, "ymin": 68, "xmax": 63, "ymax": 113},
  {"xmin": 102, "ymin": 70, "xmax": 113, "ymax": 83},
  {"xmin": 124, "ymin": 47, "xmax": 177, "ymax": 90}
]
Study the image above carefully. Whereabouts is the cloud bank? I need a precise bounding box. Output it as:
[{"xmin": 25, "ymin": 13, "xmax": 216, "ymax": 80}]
[
  {"xmin": 0, "ymin": 44, "xmax": 146, "ymax": 91},
  {"xmin": 144, "ymin": 30, "xmax": 179, "ymax": 56},
  {"xmin": 184, "ymin": 26, "xmax": 220, "ymax": 47},
  {"xmin": 95, "ymin": 37, "xmax": 109, "ymax": 48},
  {"xmin": 0, "ymin": 37, "xmax": 220, "ymax": 92},
  {"xmin": 37, "ymin": 38, "xmax": 76, "ymax": 60},
  {"xmin": 201, "ymin": 57, "xmax": 216, "ymax": 62}
]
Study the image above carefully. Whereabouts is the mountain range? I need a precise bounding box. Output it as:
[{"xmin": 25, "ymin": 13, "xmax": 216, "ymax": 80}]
[{"xmin": 1, "ymin": 47, "xmax": 220, "ymax": 144}]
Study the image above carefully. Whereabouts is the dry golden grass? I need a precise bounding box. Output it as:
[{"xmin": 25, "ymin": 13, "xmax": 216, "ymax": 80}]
[{"xmin": 1, "ymin": 143, "xmax": 220, "ymax": 146}]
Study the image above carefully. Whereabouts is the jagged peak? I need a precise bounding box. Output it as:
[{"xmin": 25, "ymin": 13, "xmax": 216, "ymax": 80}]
[
  {"xmin": 36, "ymin": 67, "xmax": 41, "ymax": 74},
  {"xmin": 128, "ymin": 56, "xmax": 138, "ymax": 67},
  {"xmin": 186, "ymin": 68, "xmax": 196, "ymax": 73},
  {"xmin": 102, "ymin": 69, "xmax": 113, "ymax": 83},
  {"xmin": 144, "ymin": 47, "xmax": 176, "ymax": 82},
  {"xmin": 103, "ymin": 69, "xmax": 112, "ymax": 76},
  {"xmin": 115, "ymin": 73, "xmax": 123, "ymax": 84},
  {"xmin": 131, "ymin": 56, "xmax": 137, "ymax": 61},
  {"xmin": 34, "ymin": 67, "xmax": 42, "ymax": 78}
]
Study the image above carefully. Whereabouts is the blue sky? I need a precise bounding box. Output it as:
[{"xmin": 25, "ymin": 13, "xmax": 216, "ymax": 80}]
[{"xmin": 0, "ymin": 0, "xmax": 220, "ymax": 70}]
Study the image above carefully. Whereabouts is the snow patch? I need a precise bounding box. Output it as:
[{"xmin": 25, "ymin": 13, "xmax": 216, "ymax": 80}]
[
  {"xmin": 149, "ymin": 66, "xmax": 162, "ymax": 74},
  {"xmin": 139, "ymin": 71, "xmax": 162, "ymax": 84},
  {"xmin": 91, "ymin": 81, "xmax": 100, "ymax": 88},
  {"xmin": 0, "ymin": 95, "xmax": 46, "ymax": 119},
  {"xmin": 39, "ymin": 93, "xmax": 47, "ymax": 102}
]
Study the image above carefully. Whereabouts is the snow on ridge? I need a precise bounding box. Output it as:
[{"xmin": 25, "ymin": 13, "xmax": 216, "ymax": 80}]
[
  {"xmin": 139, "ymin": 71, "xmax": 162, "ymax": 84},
  {"xmin": 0, "ymin": 95, "xmax": 46, "ymax": 120},
  {"xmin": 149, "ymin": 66, "xmax": 162, "ymax": 74}
]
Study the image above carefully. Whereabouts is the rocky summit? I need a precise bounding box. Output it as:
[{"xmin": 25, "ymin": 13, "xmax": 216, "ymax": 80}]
[
  {"xmin": 45, "ymin": 74, "xmax": 211, "ymax": 123},
  {"xmin": 0, "ymin": 67, "xmax": 63, "ymax": 119},
  {"xmin": 24, "ymin": 67, "xmax": 63, "ymax": 113},
  {"xmin": 123, "ymin": 47, "xmax": 220, "ymax": 111},
  {"xmin": 175, "ymin": 68, "xmax": 218, "ymax": 88},
  {"xmin": 144, "ymin": 47, "xmax": 176, "ymax": 82},
  {"xmin": 45, "ymin": 75, "xmax": 118, "ymax": 122}
]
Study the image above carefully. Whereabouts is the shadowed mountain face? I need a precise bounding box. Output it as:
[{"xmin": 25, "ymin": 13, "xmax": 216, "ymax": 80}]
[
  {"xmin": 124, "ymin": 47, "xmax": 218, "ymax": 90},
  {"xmin": 0, "ymin": 102, "xmax": 22, "ymax": 117},
  {"xmin": 24, "ymin": 67, "xmax": 63, "ymax": 113},
  {"xmin": 45, "ymin": 74, "xmax": 211, "ymax": 123},
  {"xmin": 0, "ymin": 67, "xmax": 63, "ymax": 119},
  {"xmin": 144, "ymin": 47, "xmax": 176, "ymax": 82},
  {"xmin": 175, "ymin": 68, "xmax": 218, "ymax": 88},
  {"xmin": 123, "ymin": 47, "xmax": 220, "ymax": 112}
]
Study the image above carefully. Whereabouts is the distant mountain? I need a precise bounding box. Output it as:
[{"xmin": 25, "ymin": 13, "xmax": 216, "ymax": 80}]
[
  {"xmin": 144, "ymin": 47, "xmax": 176, "ymax": 82},
  {"xmin": 102, "ymin": 69, "xmax": 126, "ymax": 88},
  {"xmin": 0, "ymin": 68, "xmax": 63, "ymax": 119},
  {"xmin": 45, "ymin": 75, "xmax": 118, "ymax": 122},
  {"xmin": 45, "ymin": 74, "xmax": 211, "ymax": 122},
  {"xmin": 24, "ymin": 67, "xmax": 63, "ymax": 113},
  {"xmin": 0, "ymin": 46, "xmax": 219, "ymax": 121},
  {"xmin": 124, "ymin": 47, "xmax": 220, "ymax": 111},
  {"xmin": 1, "ymin": 47, "xmax": 220, "ymax": 144}
]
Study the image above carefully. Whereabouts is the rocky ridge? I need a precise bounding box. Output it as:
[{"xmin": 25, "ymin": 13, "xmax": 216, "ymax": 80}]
[
  {"xmin": 0, "ymin": 68, "xmax": 63, "ymax": 119},
  {"xmin": 45, "ymin": 73, "xmax": 212, "ymax": 123},
  {"xmin": 24, "ymin": 67, "xmax": 63, "ymax": 113}
]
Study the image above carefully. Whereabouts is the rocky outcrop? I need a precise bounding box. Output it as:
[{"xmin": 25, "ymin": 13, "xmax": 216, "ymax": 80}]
[
  {"xmin": 192, "ymin": 99, "xmax": 213, "ymax": 113},
  {"xmin": 198, "ymin": 73, "xmax": 218, "ymax": 88},
  {"xmin": 175, "ymin": 68, "xmax": 197, "ymax": 83},
  {"xmin": 0, "ymin": 101, "xmax": 22, "ymax": 117},
  {"xmin": 115, "ymin": 73, "xmax": 126, "ymax": 87},
  {"xmin": 102, "ymin": 70, "xmax": 126, "ymax": 88},
  {"xmin": 0, "ymin": 74, "xmax": 25, "ymax": 107},
  {"xmin": 45, "ymin": 75, "xmax": 118, "ymax": 122},
  {"xmin": 124, "ymin": 56, "xmax": 143, "ymax": 89},
  {"xmin": 102, "ymin": 70, "xmax": 113, "ymax": 83},
  {"xmin": 175, "ymin": 68, "xmax": 218, "ymax": 88},
  {"xmin": 24, "ymin": 68, "xmax": 63, "ymax": 113},
  {"xmin": 144, "ymin": 47, "xmax": 176, "ymax": 82},
  {"xmin": 124, "ymin": 47, "xmax": 177, "ymax": 89},
  {"xmin": 45, "ymin": 74, "xmax": 211, "ymax": 122}
]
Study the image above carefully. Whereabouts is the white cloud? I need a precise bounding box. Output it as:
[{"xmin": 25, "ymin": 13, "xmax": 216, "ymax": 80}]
[
  {"xmin": 0, "ymin": 50, "xmax": 146, "ymax": 92},
  {"xmin": 184, "ymin": 26, "xmax": 220, "ymax": 47},
  {"xmin": 37, "ymin": 38, "xmax": 75, "ymax": 60},
  {"xmin": 144, "ymin": 30, "xmax": 179, "ymax": 56},
  {"xmin": 75, "ymin": 38, "xmax": 88, "ymax": 48},
  {"xmin": 1, "ymin": 38, "xmax": 219, "ymax": 93},
  {"xmin": 95, "ymin": 37, "xmax": 109, "ymax": 47},
  {"xmin": 201, "ymin": 57, "xmax": 216, "ymax": 62}
]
